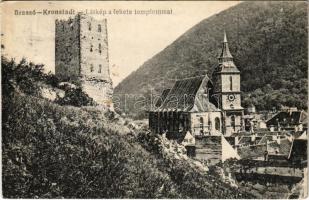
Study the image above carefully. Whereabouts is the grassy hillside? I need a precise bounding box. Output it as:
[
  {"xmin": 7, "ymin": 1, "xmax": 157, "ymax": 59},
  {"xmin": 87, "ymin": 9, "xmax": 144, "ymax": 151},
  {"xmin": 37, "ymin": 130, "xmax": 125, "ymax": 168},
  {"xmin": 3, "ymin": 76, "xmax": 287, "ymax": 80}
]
[
  {"xmin": 2, "ymin": 58, "xmax": 254, "ymax": 198},
  {"xmin": 114, "ymin": 1, "xmax": 307, "ymax": 118}
]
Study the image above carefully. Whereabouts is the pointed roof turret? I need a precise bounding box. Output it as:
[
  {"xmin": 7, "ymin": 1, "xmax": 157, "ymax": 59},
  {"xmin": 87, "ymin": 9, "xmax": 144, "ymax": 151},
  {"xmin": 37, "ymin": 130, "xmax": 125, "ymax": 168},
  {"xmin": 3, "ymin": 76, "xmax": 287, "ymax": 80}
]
[
  {"xmin": 214, "ymin": 31, "xmax": 240, "ymax": 73},
  {"xmin": 223, "ymin": 30, "xmax": 228, "ymax": 42},
  {"xmin": 218, "ymin": 31, "xmax": 233, "ymax": 63}
]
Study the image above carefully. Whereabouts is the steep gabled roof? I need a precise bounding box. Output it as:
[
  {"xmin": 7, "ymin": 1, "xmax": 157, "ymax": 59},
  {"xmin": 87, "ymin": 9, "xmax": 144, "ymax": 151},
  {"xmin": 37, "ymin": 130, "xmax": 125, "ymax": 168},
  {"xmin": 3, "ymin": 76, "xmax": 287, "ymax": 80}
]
[
  {"xmin": 237, "ymin": 145, "xmax": 267, "ymax": 159},
  {"xmin": 288, "ymin": 139, "xmax": 307, "ymax": 163},
  {"xmin": 154, "ymin": 89, "xmax": 171, "ymax": 108},
  {"xmin": 268, "ymin": 139, "xmax": 293, "ymax": 156},
  {"xmin": 266, "ymin": 111, "xmax": 307, "ymax": 126},
  {"xmin": 156, "ymin": 75, "xmax": 217, "ymax": 112}
]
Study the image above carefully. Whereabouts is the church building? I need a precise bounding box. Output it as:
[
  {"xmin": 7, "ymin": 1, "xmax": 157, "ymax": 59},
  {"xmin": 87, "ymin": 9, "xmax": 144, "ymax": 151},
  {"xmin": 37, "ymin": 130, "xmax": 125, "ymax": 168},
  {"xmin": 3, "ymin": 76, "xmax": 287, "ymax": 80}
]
[{"xmin": 149, "ymin": 32, "xmax": 244, "ymax": 137}]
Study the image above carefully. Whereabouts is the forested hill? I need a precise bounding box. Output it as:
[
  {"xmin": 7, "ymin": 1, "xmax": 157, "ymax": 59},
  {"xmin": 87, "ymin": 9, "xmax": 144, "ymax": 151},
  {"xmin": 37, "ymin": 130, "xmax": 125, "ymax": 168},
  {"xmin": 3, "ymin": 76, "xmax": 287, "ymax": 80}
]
[{"xmin": 114, "ymin": 1, "xmax": 308, "ymax": 118}]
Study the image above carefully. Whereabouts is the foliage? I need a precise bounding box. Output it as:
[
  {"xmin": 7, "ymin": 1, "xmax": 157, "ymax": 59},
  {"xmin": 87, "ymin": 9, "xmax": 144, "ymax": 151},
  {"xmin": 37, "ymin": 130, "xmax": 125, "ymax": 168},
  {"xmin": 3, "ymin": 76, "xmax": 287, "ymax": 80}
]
[
  {"xmin": 2, "ymin": 57, "xmax": 182, "ymax": 198},
  {"xmin": 55, "ymin": 88, "xmax": 97, "ymax": 107},
  {"xmin": 2, "ymin": 93, "xmax": 182, "ymax": 198},
  {"xmin": 2, "ymin": 57, "xmax": 47, "ymax": 97},
  {"xmin": 136, "ymin": 131, "xmax": 255, "ymax": 198},
  {"xmin": 2, "ymin": 57, "xmax": 96, "ymax": 107},
  {"xmin": 114, "ymin": 1, "xmax": 308, "ymax": 117}
]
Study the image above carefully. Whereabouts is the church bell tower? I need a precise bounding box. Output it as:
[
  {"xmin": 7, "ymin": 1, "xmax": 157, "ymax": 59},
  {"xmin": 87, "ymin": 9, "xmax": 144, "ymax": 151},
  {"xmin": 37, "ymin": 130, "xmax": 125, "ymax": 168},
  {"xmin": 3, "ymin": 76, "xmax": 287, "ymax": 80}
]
[{"xmin": 212, "ymin": 31, "xmax": 243, "ymax": 136}]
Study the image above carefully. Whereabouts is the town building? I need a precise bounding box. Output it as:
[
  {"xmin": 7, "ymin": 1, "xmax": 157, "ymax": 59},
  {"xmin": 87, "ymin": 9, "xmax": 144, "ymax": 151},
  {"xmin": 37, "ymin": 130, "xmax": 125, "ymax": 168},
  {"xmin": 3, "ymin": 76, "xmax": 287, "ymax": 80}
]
[
  {"xmin": 266, "ymin": 108, "xmax": 307, "ymax": 132},
  {"xmin": 149, "ymin": 31, "xmax": 244, "ymax": 138},
  {"xmin": 55, "ymin": 13, "xmax": 113, "ymax": 107}
]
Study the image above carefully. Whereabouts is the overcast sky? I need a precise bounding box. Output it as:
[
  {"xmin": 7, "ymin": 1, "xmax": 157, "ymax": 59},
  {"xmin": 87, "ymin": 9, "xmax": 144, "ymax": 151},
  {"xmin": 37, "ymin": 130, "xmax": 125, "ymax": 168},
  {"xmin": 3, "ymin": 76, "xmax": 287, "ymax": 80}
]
[{"xmin": 2, "ymin": 1, "xmax": 240, "ymax": 87}]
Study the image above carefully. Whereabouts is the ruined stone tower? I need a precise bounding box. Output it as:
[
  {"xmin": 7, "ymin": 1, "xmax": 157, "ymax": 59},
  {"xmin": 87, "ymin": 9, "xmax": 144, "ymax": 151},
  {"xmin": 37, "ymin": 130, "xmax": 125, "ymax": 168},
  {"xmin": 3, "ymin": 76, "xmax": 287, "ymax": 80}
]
[{"xmin": 55, "ymin": 13, "xmax": 113, "ymax": 107}]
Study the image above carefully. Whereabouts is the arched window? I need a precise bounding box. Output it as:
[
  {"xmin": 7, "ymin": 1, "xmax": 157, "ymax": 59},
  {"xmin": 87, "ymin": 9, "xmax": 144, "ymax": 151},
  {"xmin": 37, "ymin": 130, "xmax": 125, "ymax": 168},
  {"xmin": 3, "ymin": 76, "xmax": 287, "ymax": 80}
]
[
  {"xmin": 215, "ymin": 117, "xmax": 220, "ymax": 131},
  {"xmin": 88, "ymin": 22, "xmax": 91, "ymax": 31},
  {"xmin": 90, "ymin": 64, "xmax": 94, "ymax": 72},
  {"xmin": 98, "ymin": 24, "xmax": 102, "ymax": 32},
  {"xmin": 199, "ymin": 117, "xmax": 204, "ymax": 132},
  {"xmin": 98, "ymin": 64, "xmax": 102, "ymax": 73},
  {"xmin": 231, "ymin": 115, "xmax": 236, "ymax": 131},
  {"xmin": 90, "ymin": 44, "xmax": 93, "ymax": 52},
  {"xmin": 98, "ymin": 43, "xmax": 102, "ymax": 54},
  {"xmin": 229, "ymin": 76, "xmax": 233, "ymax": 91},
  {"xmin": 208, "ymin": 118, "xmax": 212, "ymax": 131}
]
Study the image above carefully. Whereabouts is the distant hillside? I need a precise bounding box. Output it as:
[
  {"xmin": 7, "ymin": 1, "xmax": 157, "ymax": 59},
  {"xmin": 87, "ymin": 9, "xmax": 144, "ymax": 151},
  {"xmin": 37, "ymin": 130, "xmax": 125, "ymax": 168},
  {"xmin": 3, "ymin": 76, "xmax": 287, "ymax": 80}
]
[{"xmin": 114, "ymin": 1, "xmax": 308, "ymax": 118}]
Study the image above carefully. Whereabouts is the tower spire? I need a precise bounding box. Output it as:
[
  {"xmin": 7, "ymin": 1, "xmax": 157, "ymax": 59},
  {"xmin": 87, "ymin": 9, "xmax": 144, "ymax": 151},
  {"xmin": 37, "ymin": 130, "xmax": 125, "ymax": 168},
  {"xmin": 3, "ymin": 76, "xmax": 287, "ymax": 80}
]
[
  {"xmin": 223, "ymin": 30, "xmax": 228, "ymax": 43},
  {"xmin": 218, "ymin": 31, "xmax": 233, "ymax": 63}
]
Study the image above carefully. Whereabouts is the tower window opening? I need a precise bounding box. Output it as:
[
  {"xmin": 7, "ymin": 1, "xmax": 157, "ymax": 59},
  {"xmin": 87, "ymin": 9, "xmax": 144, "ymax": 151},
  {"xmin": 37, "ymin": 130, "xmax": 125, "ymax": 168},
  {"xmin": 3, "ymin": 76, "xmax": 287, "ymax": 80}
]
[
  {"xmin": 88, "ymin": 22, "xmax": 91, "ymax": 31},
  {"xmin": 215, "ymin": 117, "xmax": 220, "ymax": 131},
  {"xmin": 199, "ymin": 117, "xmax": 204, "ymax": 133},
  {"xmin": 98, "ymin": 24, "xmax": 102, "ymax": 32},
  {"xmin": 90, "ymin": 64, "xmax": 94, "ymax": 72},
  {"xmin": 231, "ymin": 115, "xmax": 236, "ymax": 131},
  {"xmin": 99, "ymin": 43, "xmax": 102, "ymax": 54},
  {"xmin": 230, "ymin": 76, "xmax": 233, "ymax": 91},
  {"xmin": 90, "ymin": 44, "xmax": 93, "ymax": 52},
  {"xmin": 98, "ymin": 64, "xmax": 102, "ymax": 73}
]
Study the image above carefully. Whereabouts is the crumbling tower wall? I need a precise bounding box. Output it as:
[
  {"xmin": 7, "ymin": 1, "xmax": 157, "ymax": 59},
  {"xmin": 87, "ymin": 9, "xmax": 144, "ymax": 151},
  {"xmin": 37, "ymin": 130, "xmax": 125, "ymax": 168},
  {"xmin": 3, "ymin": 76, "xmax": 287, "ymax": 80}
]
[{"xmin": 55, "ymin": 14, "xmax": 113, "ymax": 107}]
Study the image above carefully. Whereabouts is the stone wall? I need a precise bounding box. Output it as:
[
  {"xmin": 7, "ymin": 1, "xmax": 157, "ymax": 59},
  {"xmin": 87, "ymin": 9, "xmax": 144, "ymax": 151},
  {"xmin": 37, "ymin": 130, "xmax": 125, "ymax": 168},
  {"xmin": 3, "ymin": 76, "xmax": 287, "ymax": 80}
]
[
  {"xmin": 82, "ymin": 78, "xmax": 113, "ymax": 108},
  {"xmin": 55, "ymin": 16, "xmax": 80, "ymax": 80},
  {"xmin": 221, "ymin": 94, "xmax": 241, "ymax": 110},
  {"xmin": 195, "ymin": 136, "xmax": 222, "ymax": 165},
  {"xmin": 190, "ymin": 112, "xmax": 222, "ymax": 136},
  {"xmin": 221, "ymin": 74, "xmax": 240, "ymax": 92},
  {"xmin": 79, "ymin": 15, "xmax": 110, "ymax": 81},
  {"xmin": 55, "ymin": 14, "xmax": 113, "ymax": 107}
]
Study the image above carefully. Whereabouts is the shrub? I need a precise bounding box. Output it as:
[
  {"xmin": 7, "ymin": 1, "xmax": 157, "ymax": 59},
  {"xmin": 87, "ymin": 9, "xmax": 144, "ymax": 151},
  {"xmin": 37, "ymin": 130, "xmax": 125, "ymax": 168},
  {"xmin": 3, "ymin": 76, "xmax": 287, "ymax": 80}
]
[
  {"xmin": 2, "ymin": 93, "xmax": 181, "ymax": 198},
  {"xmin": 1, "ymin": 56, "xmax": 61, "ymax": 97},
  {"xmin": 136, "ymin": 131, "xmax": 255, "ymax": 198},
  {"xmin": 55, "ymin": 88, "xmax": 97, "ymax": 107}
]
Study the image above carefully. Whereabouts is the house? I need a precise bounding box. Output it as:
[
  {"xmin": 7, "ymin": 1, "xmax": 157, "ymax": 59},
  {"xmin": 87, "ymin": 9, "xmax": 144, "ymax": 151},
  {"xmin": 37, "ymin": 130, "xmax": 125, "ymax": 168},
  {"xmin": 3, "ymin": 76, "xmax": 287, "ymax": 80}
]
[
  {"xmin": 149, "ymin": 31, "xmax": 244, "ymax": 138},
  {"xmin": 288, "ymin": 138, "xmax": 307, "ymax": 167},
  {"xmin": 266, "ymin": 108, "xmax": 307, "ymax": 132}
]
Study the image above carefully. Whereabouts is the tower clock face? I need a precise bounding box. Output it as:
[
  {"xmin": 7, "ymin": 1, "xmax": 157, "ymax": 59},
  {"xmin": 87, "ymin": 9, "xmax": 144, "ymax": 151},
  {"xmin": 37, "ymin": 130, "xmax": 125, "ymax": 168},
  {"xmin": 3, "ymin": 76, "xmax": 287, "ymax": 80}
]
[{"xmin": 227, "ymin": 94, "xmax": 235, "ymax": 102}]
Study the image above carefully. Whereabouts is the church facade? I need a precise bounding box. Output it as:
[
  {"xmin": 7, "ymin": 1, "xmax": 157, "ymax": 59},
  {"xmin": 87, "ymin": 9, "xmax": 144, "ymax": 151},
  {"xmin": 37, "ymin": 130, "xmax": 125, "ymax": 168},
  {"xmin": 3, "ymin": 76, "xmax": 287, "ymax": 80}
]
[{"xmin": 149, "ymin": 32, "xmax": 244, "ymax": 137}]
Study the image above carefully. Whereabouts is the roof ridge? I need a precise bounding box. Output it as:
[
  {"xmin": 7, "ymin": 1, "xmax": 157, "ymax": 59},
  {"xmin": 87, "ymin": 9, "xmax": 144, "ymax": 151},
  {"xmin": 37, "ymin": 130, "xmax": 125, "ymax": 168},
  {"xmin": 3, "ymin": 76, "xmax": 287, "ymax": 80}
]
[{"xmin": 175, "ymin": 75, "xmax": 207, "ymax": 81}]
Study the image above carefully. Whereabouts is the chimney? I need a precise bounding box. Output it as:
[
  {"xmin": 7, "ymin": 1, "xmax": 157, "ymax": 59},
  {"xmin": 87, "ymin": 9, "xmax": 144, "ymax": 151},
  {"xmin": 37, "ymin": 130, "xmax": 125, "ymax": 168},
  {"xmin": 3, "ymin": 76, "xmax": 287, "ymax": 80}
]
[
  {"xmin": 276, "ymin": 135, "xmax": 281, "ymax": 145},
  {"xmin": 235, "ymin": 136, "xmax": 239, "ymax": 146},
  {"xmin": 251, "ymin": 134, "xmax": 256, "ymax": 142}
]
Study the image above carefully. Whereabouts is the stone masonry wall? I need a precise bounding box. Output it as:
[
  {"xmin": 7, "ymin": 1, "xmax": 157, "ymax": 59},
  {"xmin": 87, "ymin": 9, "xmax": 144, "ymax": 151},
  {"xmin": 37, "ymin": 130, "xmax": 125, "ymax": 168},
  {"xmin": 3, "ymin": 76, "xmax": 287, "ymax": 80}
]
[
  {"xmin": 82, "ymin": 79, "xmax": 113, "ymax": 108},
  {"xmin": 55, "ymin": 16, "xmax": 80, "ymax": 81},
  {"xmin": 55, "ymin": 14, "xmax": 113, "ymax": 107},
  {"xmin": 79, "ymin": 15, "xmax": 110, "ymax": 81}
]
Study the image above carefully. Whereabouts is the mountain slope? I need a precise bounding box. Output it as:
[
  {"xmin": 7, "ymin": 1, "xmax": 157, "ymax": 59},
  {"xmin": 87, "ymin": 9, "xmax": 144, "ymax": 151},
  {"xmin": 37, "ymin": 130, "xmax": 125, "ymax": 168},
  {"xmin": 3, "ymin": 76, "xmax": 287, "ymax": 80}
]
[{"xmin": 114, "ymin": 1, "xmax": 307, "ymax": 118}]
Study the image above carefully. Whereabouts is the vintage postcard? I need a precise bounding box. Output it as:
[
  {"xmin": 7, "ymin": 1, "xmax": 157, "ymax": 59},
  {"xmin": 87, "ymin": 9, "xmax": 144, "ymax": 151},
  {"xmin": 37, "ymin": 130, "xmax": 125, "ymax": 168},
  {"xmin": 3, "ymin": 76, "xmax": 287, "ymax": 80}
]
[{"xmin": 1, "ymin": 1, "xmax": 308, "ymax": 199}]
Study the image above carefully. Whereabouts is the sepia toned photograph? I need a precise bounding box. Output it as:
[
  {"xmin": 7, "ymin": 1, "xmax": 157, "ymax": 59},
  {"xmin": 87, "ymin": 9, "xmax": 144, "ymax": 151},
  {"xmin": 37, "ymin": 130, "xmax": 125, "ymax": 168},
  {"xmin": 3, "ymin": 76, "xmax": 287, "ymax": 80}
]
[{"xmin": 1, "ymin": 1, "xmax": 308, "ymax": 199}]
